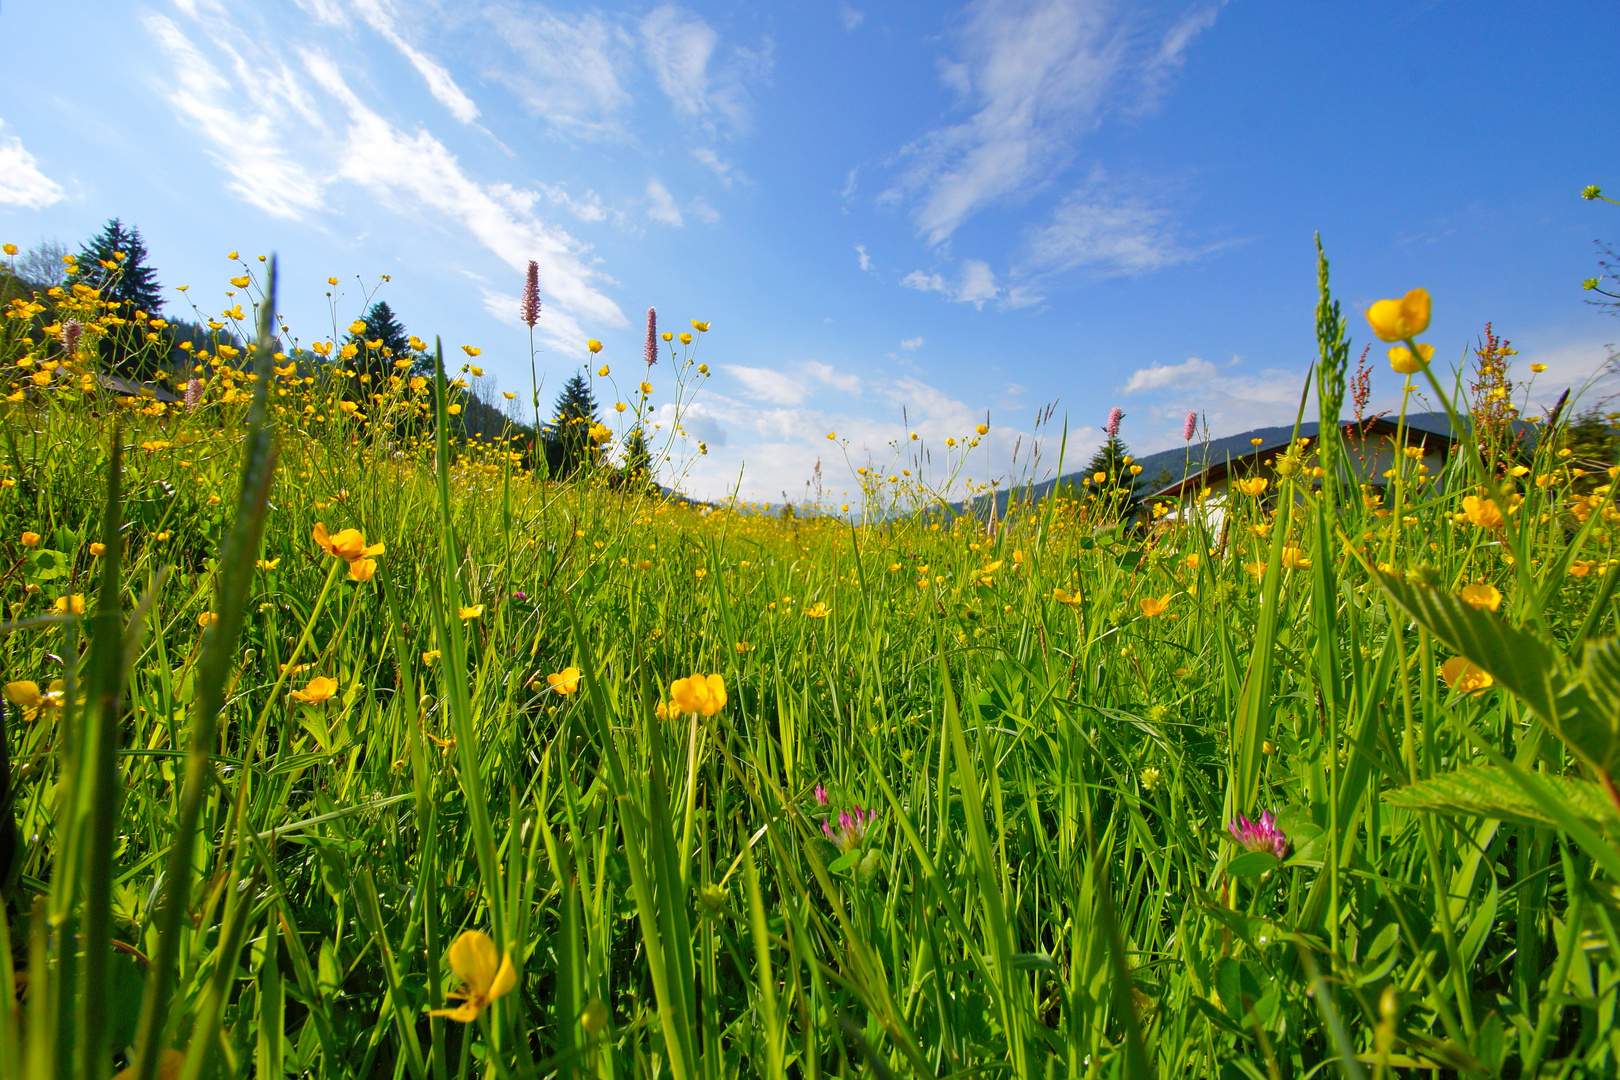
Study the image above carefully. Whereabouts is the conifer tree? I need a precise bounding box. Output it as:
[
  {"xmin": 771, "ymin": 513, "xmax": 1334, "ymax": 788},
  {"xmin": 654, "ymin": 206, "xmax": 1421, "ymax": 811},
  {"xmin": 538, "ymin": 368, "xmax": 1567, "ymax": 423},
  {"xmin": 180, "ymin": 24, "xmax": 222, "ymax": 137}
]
[
  {"xmin": 1081, "ymin": 432, "xmax": 1136, "ymax": 507},
  {"xmin": 543, "ymin": 372, "xmax": 599, "ymax": 478},
  {"xmin": 74, "ymin": 219, "xmax": 165, "ymax": 377},
  {"xmin": 617, "ymin": 426, "xmax": 654, "ymax": 490},
  {"xmin": 343, "ymin": 300, "xmax": 420, "ymax": 383}
]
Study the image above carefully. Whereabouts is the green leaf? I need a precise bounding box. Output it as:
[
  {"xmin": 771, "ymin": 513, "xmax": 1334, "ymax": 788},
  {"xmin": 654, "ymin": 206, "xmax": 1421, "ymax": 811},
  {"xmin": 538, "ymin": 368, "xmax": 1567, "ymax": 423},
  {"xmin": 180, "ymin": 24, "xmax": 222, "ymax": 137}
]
[
  {"xmin": 1374, "ymin": 573, "xmax": 1619, "ymax": 773},
  {"xmin": 826, "ymin": 849, "xmax": 861, "ymax": 874},
  {"xmin": 1225, "ymin": 850, "xmax": 1282, "ymax": 878},
  {"xmin": 1383, "ymin": 766, "xmax": 1617, "ymax": 830}
]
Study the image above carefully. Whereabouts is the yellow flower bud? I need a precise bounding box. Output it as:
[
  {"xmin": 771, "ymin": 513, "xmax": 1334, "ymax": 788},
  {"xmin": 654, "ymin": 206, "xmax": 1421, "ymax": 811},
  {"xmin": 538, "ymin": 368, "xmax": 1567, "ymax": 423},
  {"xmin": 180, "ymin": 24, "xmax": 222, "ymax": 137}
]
[
  {"xmin": 1364, "ymin": 288, "xmax": 1431, "ymax": 342},
  {"xmin": 1388, "ymin": 343, "xmax": 1434, "ymax": 374}
]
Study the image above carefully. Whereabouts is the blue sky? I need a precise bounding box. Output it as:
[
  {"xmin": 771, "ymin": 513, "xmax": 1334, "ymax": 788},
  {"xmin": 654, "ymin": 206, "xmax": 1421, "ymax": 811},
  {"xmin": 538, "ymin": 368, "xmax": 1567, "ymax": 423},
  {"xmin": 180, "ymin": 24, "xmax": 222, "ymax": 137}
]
[{"xmin": 2, "ymin": 0, "xmax": 1616, "ymax": 501}]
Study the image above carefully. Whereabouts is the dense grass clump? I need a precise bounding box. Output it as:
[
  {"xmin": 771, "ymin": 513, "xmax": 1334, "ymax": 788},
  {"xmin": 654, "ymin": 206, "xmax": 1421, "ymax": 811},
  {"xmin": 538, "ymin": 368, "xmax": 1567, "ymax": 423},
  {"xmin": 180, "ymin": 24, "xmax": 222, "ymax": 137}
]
[{"xmin": 3, "ymin": 244, "xmax": 1620, "ymax": 1079}]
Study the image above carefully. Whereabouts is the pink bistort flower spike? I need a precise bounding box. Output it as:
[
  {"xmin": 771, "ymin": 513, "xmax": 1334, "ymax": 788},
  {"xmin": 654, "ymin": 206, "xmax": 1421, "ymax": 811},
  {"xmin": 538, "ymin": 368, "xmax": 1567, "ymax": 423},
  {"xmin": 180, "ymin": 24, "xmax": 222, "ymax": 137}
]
[
  {"xmin": 644, "ymin": 307, "xmax": 658, "ymax": 366},
  {"xmin": 1227, "ymin": 810, "xmax": 1289, "ymax": 859},
  {"xmin": 520, "ymin": 261, "xmax": 542, "ymax": 328},
  {"xmin": 1105, "ymin": 406, "xmax": 1123, "ymax": 438},
  {"xmin": 1183, "ymin": 410, "xmax": 1198, "ymax": 442}
]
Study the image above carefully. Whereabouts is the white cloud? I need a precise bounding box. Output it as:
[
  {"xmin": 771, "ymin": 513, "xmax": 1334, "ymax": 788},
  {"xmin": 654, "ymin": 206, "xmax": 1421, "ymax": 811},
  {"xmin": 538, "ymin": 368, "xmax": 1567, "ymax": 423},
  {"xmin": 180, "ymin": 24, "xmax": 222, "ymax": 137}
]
[
  {"xmin": 726, "ymin": 365, "xmax": 806, "ymax": 405},
  {"xmin": 640, "ymin": 5, "xmax": 771, "ymax": 134},
  {"xmin": 1114, "ymin": 353, "xmax": 1306, "ymax": 452},
  {"xmin": 302, "ymin": 51, "xmax": 625, "ymax": 333},
  {"xmin": 804, "ymin": 361, "xmax": 862, "ymax": 395},
  {"xmin": 142, "ymin": 12, "xmax": 326, "ymax": 219},
  {"xmin": 902, "ymin": 260, "xmax": 1000, "ymax": 308},
  {"xmin": 691, "ymin": 147, "xmax": 743, "ymax": 187},
  {"xmin": 1120, "ymin": 356, "xmax": 1217, "ymax": 394},
  {"xmin": 646, "ymin": 178, "xmax": 684, "ymax": 226},
  {"xmin": 535, "ymin": 182, "xmax": 614, "ymax": 224},
  {"xmin": 856, "ymin": 244, "xmax": 873, "ymax": 272},
  {"xmin": 839, "ymin": 3, "xmax": 865, "ymax": 31},
  {"xmin": 957, "ymin": 259, "xmax": 999, "ymax": 306},
  {"xmin": 883, "ymin": 0, "xmax": 1219, "ymax": 247},
  {"xmin": 1020, "ymin": 170, "xmax": 1198, "ymax": 278},
  {"xmin": 351, "ymin": 0, "xmax": 480, "ymax": 124},
  {"xmin": 671, "ymin": 373, "xmax": 1051, "ymax": 503},
  {"xmin": 723, "ymin": 360, "xmax": 862, "ymax": 406},
  {"xmin": 900, "ymin": 336, "xmax": 924, "ymax": 350},
  {"xmin": 1136, "ymin": 4, "xmax": 1222, "ymax": 112},
  {"xmin": 0, "ymin": 121, "xmax": 64, "ymax": 209},
  {"xmin": 902, "ymin": 270, "xmax": 947, "ymax": 294},
  {"xmin": 482, "ymin": 4, "xmax": 637, "ymax": 140}
]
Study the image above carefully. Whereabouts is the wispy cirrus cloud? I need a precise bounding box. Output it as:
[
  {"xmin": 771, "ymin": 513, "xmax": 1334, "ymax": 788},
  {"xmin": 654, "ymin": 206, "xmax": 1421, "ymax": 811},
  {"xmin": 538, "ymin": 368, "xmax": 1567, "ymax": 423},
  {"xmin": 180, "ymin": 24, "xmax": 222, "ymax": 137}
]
[
  {"xmin": 481, "ymin": 3, "xmax": 639, "ymax": 141},
  {"xmin": 351, "ymin": 0, "xmax": 481, "ymax": 124},
  {"xmin": 640, "ymin": 4, "xmax": 773, "ymax": 136},
  {"xmin": 0, "ymin": 120, "xmax": 64, "ymax": 209},
  {"xmin": 880, "ymin": 0, "xmax": 1224, "ymax": 305},
  {"xmin": 141, "ymin": 10, "xmax": 327, "ymax": 219},
  {"xmin": 304, "ymin": 51, "xmax": 625, "ymax": 330}
]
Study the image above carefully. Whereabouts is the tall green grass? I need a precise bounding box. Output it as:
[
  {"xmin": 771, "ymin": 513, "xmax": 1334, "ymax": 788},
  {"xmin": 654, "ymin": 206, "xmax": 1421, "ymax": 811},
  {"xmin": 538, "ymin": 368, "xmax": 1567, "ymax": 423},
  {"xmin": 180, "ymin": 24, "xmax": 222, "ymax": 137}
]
[{"xmin": 1, "ymin": 244, "xmax": 1619, "ymax": 1078}]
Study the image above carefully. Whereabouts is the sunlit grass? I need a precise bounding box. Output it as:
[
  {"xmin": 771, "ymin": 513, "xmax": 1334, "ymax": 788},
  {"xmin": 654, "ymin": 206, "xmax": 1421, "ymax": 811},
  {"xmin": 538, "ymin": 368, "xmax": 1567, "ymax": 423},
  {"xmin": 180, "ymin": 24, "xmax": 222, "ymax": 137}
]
[{"xmin": 1, "ymin": 241, "xmax": 1619, "ymax": 1078}]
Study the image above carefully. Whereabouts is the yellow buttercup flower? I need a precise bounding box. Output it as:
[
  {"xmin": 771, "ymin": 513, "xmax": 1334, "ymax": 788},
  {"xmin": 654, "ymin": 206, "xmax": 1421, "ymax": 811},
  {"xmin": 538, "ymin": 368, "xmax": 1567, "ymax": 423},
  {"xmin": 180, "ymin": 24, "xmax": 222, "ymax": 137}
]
[
  {"xmin": 291, "ymin": 675, "xmax": 338, "ymax": 704},
  {"xmin": 597, "ymin": 365, "xmax": 610, "ymax": 376},
  {"xmin": 5, "ymin": 679, "xmax": 64, "ymax": 721},
  {"xmin": 422, "ymin": 650, "xmax": 441, "ymax": 665},
  {"xmin": 678, "ymin": 332, "xmax": 692, "ymax": 345},
  {"xmin": 1388, "ymin": 343, "xmax": 1434, "ymax": 374},
  {"xmin": 1462, "ymin": 495, "xmax": 1504, "ymax": 528},
  {"xmin": 197, "ymin": 611, "xmax": 218, "ymax": 627},
  {"xmin": 587, "ymin": 422, "xmax": 611, "ymax": 445},
  {"xmin": 89, "ymin": 542, "xmax": 106, "ymax": 556},
  {"xmin": 588, "ymin": 339, "xmax": 603, "ymax": 353},
  {"xmin": 53, "ymin": 594, "xmax": 86, "ymax": 615},
  {"xmin": 1440, "ymin": 656, "xmax": 1492, "ymax": 692},
  {"xmin": 1365, "ymin": 288, "xmax": 1431, "ymax": 342},
  {"xmin": 640, "ymin": 382, "xmax": 653, "ymax": 394},
  {"xmin": 1052, "ymin": 587, "xmax": 1082, "ymax": 606},
  {"xmin": 348, "ymin": 320, "xmax": 369, "ymax": 335},
  {"xmin": 692, "ymin": 320, "xmax": 710, "ymax": 332},
  {"xmin": 20, "ymin": 531, "xmax": 39, "ymax": 547},
  {"xmin": 1280, "ymin": 547, "xmax": 1311, "ymax": 570},
  {"xmin": 669, "ymin": 673, "xmax": 727, "ymax": 717},
  {"xmin": 313, "ymin": 522, "xmax": 384, "ymax": 563},
  {"xmin": 976, "ymin": 423, "xmax": 989, "ymax": 435},
  {"xmin": 1531, "ymin": 363, "xmax": 1547, "ymax": 373},
  {"xmin": 459, "ymin": 604, "xmax": 484, "ymax": 620},
  {"xmin": 1458, "ymin": 582, "xmax": 1502, "ymax": 611},
  {"xmin": 1234, "ymin": 477, "xmax": 1268, "ymax": 497},
  {"xmin": 348, "ymin": 558, "xmax": 377, "ymax": 582},
  {"xmin": 546, "ymin": 667, "xmax": 582, "ymax": 695},
  {"xmin": 428, "ymin": 930, "xmax": 517, "ymax": 1023},
  {"xmin": 804, "ymin": 601, "xmax": 829, "ymax": 618},
  {"xmin": 461, "ymin": 346, "xmax": 481, "ymax": 357},
  {"xmin": 1138, "ymin": 594, "xmax": 1171, "ymax": 618}
]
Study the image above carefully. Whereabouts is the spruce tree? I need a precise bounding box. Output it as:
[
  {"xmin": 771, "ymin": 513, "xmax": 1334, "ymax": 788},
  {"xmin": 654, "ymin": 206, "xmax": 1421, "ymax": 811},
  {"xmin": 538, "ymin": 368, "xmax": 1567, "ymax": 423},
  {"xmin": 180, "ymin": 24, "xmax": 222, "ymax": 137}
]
[
  {"xmin": 74, "ymin": 219, "xmax": 165, "ymax": 377},
  {"xmin": 543, "ymin": 372, "xmax": 599, "ymax": 478},
  {"xmin": 75, "ymin": 219, "xmax": 163, "ymax": 312},
  {"xmin": 1081, "ymin": 433, "xmax": 1136, "ymax": 508},
  {"xmin": 343, "ymin": 300, "xmax": 419, "ymax": 383},
  {"xmin": 617, "ymin": 426, "xmax": 654, "ymax": 491}
]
